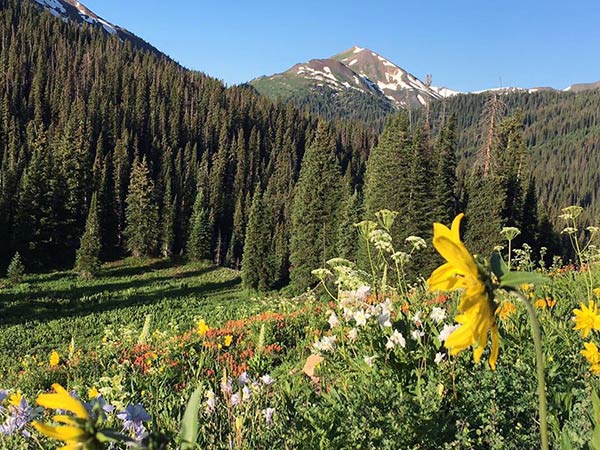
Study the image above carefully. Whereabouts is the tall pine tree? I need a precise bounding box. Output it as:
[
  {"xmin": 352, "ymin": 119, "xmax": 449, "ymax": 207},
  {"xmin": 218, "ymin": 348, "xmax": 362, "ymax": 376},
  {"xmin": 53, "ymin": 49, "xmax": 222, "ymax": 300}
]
[
  {"xmin": 289, "ymin": 123, "xmax": 342, "ymax": 293},
  {"xmin": 124, "ymin": 156, "xmax": 159, "ymax": 257},
  {"xmin": 75, "ymin": 192, "xmax": 102, "ymax": 278},
  {"xmin": 187, "ymin": 188, "xmax": 212, "ymax": 261},
  {"xmin": 241, "ymin": 189, "xmax": 276, "ymax": 291}
]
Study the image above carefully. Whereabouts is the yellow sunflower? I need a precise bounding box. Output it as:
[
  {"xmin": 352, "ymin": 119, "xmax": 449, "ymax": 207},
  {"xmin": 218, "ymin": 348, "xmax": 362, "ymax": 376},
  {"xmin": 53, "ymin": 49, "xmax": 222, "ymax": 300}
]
[
  {"xmin": 32, "ymin": 384, "xmax": 94, "ymax": 450},
  {"xmin": 573, "ymin": 300, "xmax": 600, "ymax": 338},
  {"xmin": 427, "ymin": 213, "xmax": 500, "ymax": 369}
]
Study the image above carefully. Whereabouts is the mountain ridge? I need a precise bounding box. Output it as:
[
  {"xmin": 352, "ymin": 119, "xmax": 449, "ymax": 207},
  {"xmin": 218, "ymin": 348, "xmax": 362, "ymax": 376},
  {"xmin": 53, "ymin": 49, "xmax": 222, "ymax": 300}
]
[
  {"xmin": 30, "ymin": 0, "xmax": 163, "ymax": 55},
  {"xmin": 250, "ymin": 46, "xmax": 458, "ymax": 114}
]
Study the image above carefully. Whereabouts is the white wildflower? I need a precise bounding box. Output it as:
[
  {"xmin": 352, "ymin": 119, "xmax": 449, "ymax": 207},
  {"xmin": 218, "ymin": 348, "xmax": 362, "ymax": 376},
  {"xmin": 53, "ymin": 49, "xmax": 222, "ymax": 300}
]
[
  {"xmin": 438, "ymin": 324, "xmax": 459, "ymax": 342},
  {"xmin": 412, "ymin": 311, "xmax": 423, "ymax": 327},
  {"xmin": 369, "ymin": 229, "xmax": 394, "ymax": 253},
  {"xmin": 313, "ymin": 335, "xmax": 337, "ymax": 353},
  {"xmin": 429, "ymin": 307, "xmax": 446, "ymax": 324},
  {"xmin": 378, "ymin": 310, "xmax": 392, "ymax": 328},
  {"xmin": 353, "ymin": 310, "xmax": 369, "ymax": 327},
  {"xmin": 386, "ymin": 329, "xmax": 406, "ymax": 350},
  {"xmin": 405, "ymin": 235, "xmax": 427, "ymax": 250},
  {"xmin": 347, "ymin": 328, "xmax": 358, "ymax": 342},
  {"xmin": 434, "ymin": 352, "xmax": 446, "ymax": 365},
  {"xmin": 411, "ymin": 330, "xmax": 425, "ymax": 340},
  {"xmin": 363, "ymin": 355, "xmax": 377, "ymax": 368},
  {"xmin": 328, "ymin": 312, "xmax": 340, "ymax": 329}
]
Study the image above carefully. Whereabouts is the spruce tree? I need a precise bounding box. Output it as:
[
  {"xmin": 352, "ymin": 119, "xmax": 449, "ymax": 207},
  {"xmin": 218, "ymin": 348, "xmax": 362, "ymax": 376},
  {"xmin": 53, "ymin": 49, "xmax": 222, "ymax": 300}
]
[
  {"xmin": 160, "ymin": 179, "xmax": 176, "ymax": 258},
  {"xmin": 464, "ymin": 173, "xmax": 505, "ymax": 256},
  {"xmin": 7, "ymin": 251, "xmax": 25, "ymax": 284},
  {"xmin": 124, "ymin": 156, "xmax": 159, "ymax": 257},
  {"xmin": 363, "ymin": 113, "xmax": 412, "ymax": 242},
  {"xmin": 289, "ymin": 123, "xmax": 342, "ymax": 293},
  {"xmin": 336, "ymin": 187, "xmax": 362, "ymax": 260},
  {"xmin": 187, "ymin": 188, "xmax": 212, "ymax": 261},
  {"xmin": 241, "ymin": 189, "xmax": 275, "ymax": 291},
  {"xmin": 75, "ymin": 193, "xmax": 102, "ymax": 278},
  {"xmin": 432, "ymin": 114, "xmax": 458, "ymax": 224}
]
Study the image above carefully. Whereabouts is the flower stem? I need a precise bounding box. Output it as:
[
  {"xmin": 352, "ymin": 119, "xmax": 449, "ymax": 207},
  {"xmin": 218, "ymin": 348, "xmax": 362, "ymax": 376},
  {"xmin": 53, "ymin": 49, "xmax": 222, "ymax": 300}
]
[{"xmin": 514, "ymin": 290, "xmax": 549, "ymax": 450}]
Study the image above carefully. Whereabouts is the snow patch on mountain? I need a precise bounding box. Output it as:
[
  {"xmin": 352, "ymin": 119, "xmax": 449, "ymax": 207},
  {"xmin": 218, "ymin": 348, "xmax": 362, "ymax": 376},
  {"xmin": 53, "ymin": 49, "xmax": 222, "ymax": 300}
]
[
  {"xmin": 430, "ymin": 86, "xmax": 461, "ymax": 97},
  {"xmin": 33, "ymin": 0, "xmax": 66, "ymax": 14}
]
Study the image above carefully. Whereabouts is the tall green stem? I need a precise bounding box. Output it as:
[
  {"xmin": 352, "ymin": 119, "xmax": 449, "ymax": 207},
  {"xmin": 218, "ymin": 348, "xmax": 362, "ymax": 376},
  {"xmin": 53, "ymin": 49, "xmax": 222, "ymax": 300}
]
[
  {"xmin": 365, "ymin": 238, "xmax": 378, "ymax": 296},
  {"xmin": 514, "ymin": 290, "xmax": 549, "ymax": 450}
]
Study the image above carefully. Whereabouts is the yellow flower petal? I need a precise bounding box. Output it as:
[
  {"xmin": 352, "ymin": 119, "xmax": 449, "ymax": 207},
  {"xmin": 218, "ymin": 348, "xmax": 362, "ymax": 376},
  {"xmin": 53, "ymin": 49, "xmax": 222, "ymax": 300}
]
[
  {"xmin": 432, "ymin": 226, "xmax": 478, "ymax": 277},
  {"xmin": 427, "ymin": 263, "xmax": 465, "ymax": 291},
  {"xmin": 450, "ymin": 213, "xmax": 464, "ymax": 240},
  {"xmin": 36, "ymin": 384, "xmax": 89, "ymax": 420},
  {"xmin": 32, "ymin": 422, "xmax": 87, "ymax": 441},
  {"xmin": 52, "ymin": 415, "xmax": 81, "ymax": 426},
  {"xmin": 489, "ymin": 326, "xmax": 500, "ymax": 369}
]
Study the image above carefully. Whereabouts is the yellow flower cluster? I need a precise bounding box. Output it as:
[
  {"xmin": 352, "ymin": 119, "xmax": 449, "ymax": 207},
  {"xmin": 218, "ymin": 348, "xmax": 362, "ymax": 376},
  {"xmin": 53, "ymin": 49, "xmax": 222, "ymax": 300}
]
[
  {"xmin": 49, "ymin": 350, "xmax": 60, "ymax": 368},
  {"xmin": 573, "ymin": 300, "xmax": 600, "ymax": 375},
  {"xmin": 573, "ymin": 300, "xmax": 600, "ymax": 338},
  {"xmin": 427, "ymin": 214, "xmax": 499, "ymax": 369},
  {"xmin": 581, "ymin": 342, "xmax": 600, "ymax": 374},
  {"xmin": 197, "ymin": 318, "xmax": 210, "ymax": 337},
  {"xmin": 534, "ymin": 297, "xmax": 556, "ymax": 309}
]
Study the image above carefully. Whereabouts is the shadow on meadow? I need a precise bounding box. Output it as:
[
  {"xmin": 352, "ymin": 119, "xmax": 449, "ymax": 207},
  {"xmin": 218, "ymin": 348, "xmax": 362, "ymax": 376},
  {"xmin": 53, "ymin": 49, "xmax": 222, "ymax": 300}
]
[{"xmin": 0, "ymin": 265, "xmax": 242, "ymax": 326}]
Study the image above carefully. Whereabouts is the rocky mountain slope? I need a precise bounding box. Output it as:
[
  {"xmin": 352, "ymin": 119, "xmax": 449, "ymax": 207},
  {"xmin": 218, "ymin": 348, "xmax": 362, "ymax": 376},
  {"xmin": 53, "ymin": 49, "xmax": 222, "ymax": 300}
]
[{"xmin": 30, "ymin": 0, "xmax": 161, "ymax": 54}]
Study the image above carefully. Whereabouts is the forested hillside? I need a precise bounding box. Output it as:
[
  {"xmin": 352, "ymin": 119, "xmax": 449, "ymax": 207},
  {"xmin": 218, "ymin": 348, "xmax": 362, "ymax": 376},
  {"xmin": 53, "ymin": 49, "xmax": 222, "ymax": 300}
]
[
  {"xmin": 0, "ymin": 0, "xmax": 589, "ymax": 292},
  {"xmin": 0, "ymin": 0, "xmax": 376, "ymax": 278},
  {"xmin": 431, "ymin": 91, "xmax": 600, "ymax": 226}
]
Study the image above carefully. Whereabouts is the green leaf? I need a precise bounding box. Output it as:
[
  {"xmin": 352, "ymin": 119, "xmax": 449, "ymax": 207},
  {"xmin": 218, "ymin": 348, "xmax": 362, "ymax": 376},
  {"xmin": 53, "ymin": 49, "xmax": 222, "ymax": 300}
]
[
  {"xmin": 179, "ymin": 384, "xmax": 204, "ymax": 450},
  {"xmin": 593, "ymin": 390, "xmax": 600, "ymax": 424},
  {"xmin": 490, "ymin": 252, "xmax": 508, "ymax": 279},
  {"xmin": 560, "ymin": 428, "xmax": 574, "ymax": 450},
  {"xmin": 592, "ymin": 425, "xmax": 600, "ymax": 450},
  {"xmin": 499, "ymin": 271, "xmax": 549, "ymax": 290},
  {"xmin": 96, "ymin": 429, "xmax": 136, "ymax": 444}
]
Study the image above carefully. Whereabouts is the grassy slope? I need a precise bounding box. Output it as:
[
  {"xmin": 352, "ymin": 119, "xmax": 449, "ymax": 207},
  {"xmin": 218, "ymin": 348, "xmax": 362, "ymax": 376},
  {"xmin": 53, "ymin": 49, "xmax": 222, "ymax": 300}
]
[{"xmin": 0, "ymin": 258, "xmax": 272, "ymax": 375}]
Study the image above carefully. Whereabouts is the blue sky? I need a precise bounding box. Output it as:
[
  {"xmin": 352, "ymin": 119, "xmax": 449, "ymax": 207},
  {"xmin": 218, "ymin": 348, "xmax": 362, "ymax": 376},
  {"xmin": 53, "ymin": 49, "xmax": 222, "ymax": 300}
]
[{"xmin": 83, "ymin": 0, "xmax": 600, "ymax": 92}]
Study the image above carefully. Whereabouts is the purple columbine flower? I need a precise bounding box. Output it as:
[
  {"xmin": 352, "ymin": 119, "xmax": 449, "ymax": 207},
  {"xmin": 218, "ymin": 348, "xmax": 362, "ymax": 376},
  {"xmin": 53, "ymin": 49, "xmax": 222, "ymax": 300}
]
[
  {"xmin": 230, "ymin": 393, "xmax": 240, "ymax": 407},
  {"xmin": 0, "ymin": 390, "xmax": 8, "ymax": 404},
  {"xmin": 117, "ymin": 404, "xmax": 151, "ymax": 442},
  {"xmin": 205, "ymin": 390, "xmax": 216, "ymax": 414},
  {"xmin": 85, "ymin": 395, "xmax": 115, "ymax": 418},
  {"xmin": 238, "ymin": 371, "xmax": 250, "ymax": 386},
  {"xmin": 0, "ymin": 397, "xmax": 42, "ymax": 437},
  {"xmin": 221, "ymin": 377, "xmax": 233, "ymax": 395},
  {"xmin": 262, "ymin": 407, "xmax": 275, "ymax": 424}
]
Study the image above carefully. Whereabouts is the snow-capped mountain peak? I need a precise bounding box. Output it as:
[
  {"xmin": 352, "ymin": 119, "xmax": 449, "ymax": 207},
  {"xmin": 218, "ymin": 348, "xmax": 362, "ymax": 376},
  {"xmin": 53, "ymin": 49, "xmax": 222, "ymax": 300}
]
[
  {"xmin": 250, "ymin": 46, "xmax": 460, "ymax": 112},
  {"xmin": 29, "ymin": 0, "xmax": 160, "ymax": 53}
]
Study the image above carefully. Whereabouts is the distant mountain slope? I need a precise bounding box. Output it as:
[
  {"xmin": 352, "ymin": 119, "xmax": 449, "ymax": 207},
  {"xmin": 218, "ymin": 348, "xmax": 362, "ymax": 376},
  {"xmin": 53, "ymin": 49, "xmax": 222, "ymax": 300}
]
[
  {"xmin": 430, "ymin": 89, "xmax": 600, "ymax": 227},
  {"xmin": 30, "ymin": 0, "xmax": 162, "ymax": 54},
  {"xmin": 564, "ymin": 81, "xmax": 600, "ymax": 93},
  {"xmin": 249, "ymin": 46, "xmax": 458, "ymax": 122}
]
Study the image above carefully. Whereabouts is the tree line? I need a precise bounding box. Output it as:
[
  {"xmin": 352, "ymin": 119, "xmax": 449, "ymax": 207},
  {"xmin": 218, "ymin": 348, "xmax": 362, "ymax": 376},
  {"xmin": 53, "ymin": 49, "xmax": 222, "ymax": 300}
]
[{"xmin": 0, "ymin": 0, "xmax": 562, "ymax": 293}]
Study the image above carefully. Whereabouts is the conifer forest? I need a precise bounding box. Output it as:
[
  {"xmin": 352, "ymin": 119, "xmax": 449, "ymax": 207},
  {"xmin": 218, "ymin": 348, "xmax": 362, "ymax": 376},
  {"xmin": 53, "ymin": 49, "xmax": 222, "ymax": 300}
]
[{"xmin": 2, "ymin": 1, "xmax": 600, "ymax": 449}]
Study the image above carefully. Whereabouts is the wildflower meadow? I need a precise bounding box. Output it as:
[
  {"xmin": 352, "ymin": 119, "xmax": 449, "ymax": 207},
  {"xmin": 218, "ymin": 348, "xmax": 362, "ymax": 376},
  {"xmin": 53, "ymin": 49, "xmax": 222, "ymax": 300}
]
[{"xmin": 1, "ymin": 208, "xmax": 600, "ymax": 449}]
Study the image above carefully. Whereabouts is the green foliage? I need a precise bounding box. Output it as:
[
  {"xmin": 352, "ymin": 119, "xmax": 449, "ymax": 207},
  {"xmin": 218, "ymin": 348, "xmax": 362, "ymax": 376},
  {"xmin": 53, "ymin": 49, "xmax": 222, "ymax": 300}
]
[
  {"xmin": 6, "ymin": 251, "xmax": 25, "ymax": 284},
  {"xmin": 241, "ymin": 190, "xmax": 275, "ymax": 291},
  {"xmin": 290, "ymin": 123, "xmax": 343, "ymax": 293},
  {"xmin": 75, "ymin": 193, "xmax": 102, "ymax": 278},
  {"xmin": 187, "ymin": 189, "xmax": 212, "ymax": 261},
  {"xmin": 125, "ymin": 157, "xmax": 159, "ymax": 257}
]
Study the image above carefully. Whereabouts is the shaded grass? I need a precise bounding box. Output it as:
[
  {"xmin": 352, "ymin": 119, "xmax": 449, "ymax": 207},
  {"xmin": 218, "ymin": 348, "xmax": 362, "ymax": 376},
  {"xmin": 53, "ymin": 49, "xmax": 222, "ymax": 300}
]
[{"xmin": 0, "ymin": 257, "xmax": 275, "ymax": 376}]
